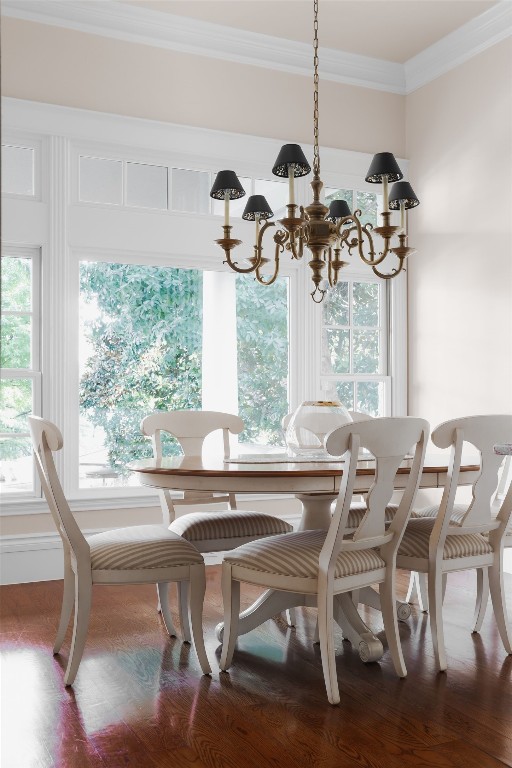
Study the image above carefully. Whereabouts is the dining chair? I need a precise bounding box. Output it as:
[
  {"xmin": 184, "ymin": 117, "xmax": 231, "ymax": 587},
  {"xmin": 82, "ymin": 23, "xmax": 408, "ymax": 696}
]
[
  {"xmin": 219, "ymin": 416, "xmax": 429, "ymax": 705},
  {"xmin": 141, "ymin": 411, "xmax": 293, "ymax": 635},
  {"xmin": 28, "ymin": 416, "xmax": 211, "ymax": 686},
  {"xmin": 406, "ymin": 454, "xmax": 512, "ymax": 618},
  {"xmin": 396, "ymin": 415, "xmax": 512, "ymax": 672}
]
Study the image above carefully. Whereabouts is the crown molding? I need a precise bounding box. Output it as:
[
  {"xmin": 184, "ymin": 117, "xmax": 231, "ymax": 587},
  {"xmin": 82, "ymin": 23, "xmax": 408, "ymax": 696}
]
[
  {"xmin": 1, "ymin": 0, "xmax": 510, "ymax": 95},
  {"xmin": 405, "ymin": 2, "xmax": 512, "ymax": 93},
  {"xmin": 1, "ymin": 0, "xmax": 405, "ymax": 93}
]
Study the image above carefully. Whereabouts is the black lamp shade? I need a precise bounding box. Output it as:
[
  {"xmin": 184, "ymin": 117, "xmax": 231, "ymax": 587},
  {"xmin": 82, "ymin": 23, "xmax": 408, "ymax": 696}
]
[
  {"xmin": 242, "ymin": 195, "xmax": 273, "ymax": 221},
  {"xmin": 326, "ymin": 199, "xmax": 351, "ymax": 222},
  {"xmin": 365, "ymin": 152, "xmax": 403, "ymax": 184},
  {"xmin": 210, "ymin": 170, "xmax": 246, "ymax": 200},
  {"xmin": 272, "ymin": 144, "xmax": 311, "ymax": 178},
  {"xmin": 388, "ymin": 181, "xmax": 420, "ymax": 210}
]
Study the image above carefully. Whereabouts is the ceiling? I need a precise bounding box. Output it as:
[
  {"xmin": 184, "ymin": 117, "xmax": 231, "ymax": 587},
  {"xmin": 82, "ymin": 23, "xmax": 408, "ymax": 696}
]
[{"xmin": 123, "ymin": 0, "xmax": 498, "ymax": 63}]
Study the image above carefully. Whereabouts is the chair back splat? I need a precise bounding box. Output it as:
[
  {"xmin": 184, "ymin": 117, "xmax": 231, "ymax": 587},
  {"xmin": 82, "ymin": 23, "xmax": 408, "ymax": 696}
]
[
  {"xmin": 28, "ymin": 417, "xmax": 90, "ymax": 565},
  {"xmin": 324, "ymin": 417, "xmax": 428, "ymax": 574}
]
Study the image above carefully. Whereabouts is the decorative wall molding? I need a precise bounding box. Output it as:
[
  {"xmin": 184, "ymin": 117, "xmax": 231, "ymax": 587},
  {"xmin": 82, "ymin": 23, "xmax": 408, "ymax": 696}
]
[
  {"xmin": 4, "ymin": 0, "xmax": 510, "ymax": 95},
  {"xmin": 0, "ymin": 0, "xmax": 405, "ymax": 94},
  {"xmin": 405, "ymin": 2, "xmax": 512, "ymax": 92}
]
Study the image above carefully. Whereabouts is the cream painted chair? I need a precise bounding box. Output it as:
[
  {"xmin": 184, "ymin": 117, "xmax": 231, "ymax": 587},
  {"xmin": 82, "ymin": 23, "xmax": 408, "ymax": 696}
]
[
  {"xmin": 220, "ymin": 416, "xmax": 429, "ymax": 705},
  {"xmin": 396, "ymin": 415, "xmax": 512, "ymax": 672},
  {"xmin": 141, "ymin": 411, "xmax": 293, "ymax": 635},
  {"xmin": 407, "ymin": 454, "xmax": 512, "ymax": 619},
  {"xmin": 28, "ymin": 416, "xmax": 211, "ymax": 686}
]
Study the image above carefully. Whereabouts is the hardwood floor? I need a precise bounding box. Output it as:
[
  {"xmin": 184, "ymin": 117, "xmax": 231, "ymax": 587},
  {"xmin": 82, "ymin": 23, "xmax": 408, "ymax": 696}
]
[{"xmin": 1, "ymin": 567, "xmax": 511, "ymax": 768}]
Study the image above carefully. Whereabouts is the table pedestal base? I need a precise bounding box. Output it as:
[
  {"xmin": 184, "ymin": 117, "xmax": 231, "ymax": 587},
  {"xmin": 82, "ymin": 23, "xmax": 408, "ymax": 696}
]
[{"xmin": 215, "ymin": 587, "xmax": 394, "ymax": 662}]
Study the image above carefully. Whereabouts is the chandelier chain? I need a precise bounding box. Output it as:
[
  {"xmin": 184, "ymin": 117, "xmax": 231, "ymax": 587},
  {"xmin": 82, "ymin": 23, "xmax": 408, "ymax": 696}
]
[{"xmin": 313, "ymin": 0, "xmax": 320, "ymax": 177}]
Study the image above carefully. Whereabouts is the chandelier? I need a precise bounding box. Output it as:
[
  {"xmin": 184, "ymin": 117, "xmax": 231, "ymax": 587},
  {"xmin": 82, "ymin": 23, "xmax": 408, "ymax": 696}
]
[{"xmin": 210, "ymin": 0, "xmax": 420, "ymax": 303}]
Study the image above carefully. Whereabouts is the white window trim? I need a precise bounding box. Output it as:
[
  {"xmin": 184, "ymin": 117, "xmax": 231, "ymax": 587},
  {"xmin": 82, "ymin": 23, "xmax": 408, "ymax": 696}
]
[{"xmin": 1, "ymin": 98, "xmax": 407, "ymax": 515}]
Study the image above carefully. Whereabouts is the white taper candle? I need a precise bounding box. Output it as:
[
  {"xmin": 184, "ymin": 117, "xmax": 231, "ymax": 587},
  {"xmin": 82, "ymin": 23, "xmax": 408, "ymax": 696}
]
[
  {"xmin": 382, "ymin": 175, "xmax": 389, "ymax": 213},
  {"xmin": 288, "ymin": 164, "xmax": 295, "ymax": 206},
  {"xmin": 224, "ymin": 191, "xmax": 230, "ymax": 227},
  {"xmin": 400, "ymin": 201, "xmax": 406, "ymax": 233}
]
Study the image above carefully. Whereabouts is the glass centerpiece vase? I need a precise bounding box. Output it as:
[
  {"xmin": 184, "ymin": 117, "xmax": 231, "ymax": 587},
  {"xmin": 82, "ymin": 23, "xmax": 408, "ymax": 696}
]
[{"xmin": 285, "ymin": 400, "xmax": 352, "ymax": 459}]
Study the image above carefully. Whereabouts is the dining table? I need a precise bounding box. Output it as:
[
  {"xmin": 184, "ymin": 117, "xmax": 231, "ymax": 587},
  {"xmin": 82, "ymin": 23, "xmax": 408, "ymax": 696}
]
[{"xmin": 129, "ymin": 452, "xmax": 480, "ymax": 662}]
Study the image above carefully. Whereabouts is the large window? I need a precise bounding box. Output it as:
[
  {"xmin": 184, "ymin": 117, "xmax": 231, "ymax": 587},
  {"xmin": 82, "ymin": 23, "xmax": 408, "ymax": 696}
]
[
  {"xmin": 0, "ymin": 248, "xmax": 41, "ymax": 495},
  {"xmin": 79, "ymin": 261, "xmax": 289, "ymax": 488}
]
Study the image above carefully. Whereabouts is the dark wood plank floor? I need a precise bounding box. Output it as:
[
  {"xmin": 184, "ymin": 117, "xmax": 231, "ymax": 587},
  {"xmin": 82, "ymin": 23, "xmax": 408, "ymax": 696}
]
[{"xmin": 1, "ymin": 567, "xmax": 511, "ymax": 768}]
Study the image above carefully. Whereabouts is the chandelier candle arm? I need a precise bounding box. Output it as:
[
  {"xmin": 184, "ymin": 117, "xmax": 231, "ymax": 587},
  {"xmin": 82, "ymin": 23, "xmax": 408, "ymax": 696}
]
[{"xmin": 208, "ymin": 1, "xmax": 420, "ymax": 302}]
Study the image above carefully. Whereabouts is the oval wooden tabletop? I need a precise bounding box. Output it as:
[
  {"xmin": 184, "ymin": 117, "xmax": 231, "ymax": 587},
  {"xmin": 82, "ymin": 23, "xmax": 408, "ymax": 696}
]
[{"xmin": 128, "ymin": 454, "xmax": 480, "ymax": 478}]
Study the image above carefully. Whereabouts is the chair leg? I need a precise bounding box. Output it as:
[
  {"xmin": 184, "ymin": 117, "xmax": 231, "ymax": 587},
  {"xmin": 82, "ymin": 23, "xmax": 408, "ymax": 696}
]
[
  {"xmin": 64, "ymin": 572, "xmax": 92, "ymax": 686},
  {"xmin": 473, "ymin": 568, "xmax": 489, "ymax": 633},
  {"xmin": 428, "ymin": 566, "xmax": 447, "ymax": 672},
  {"xmin": 313, "ymin": 618, "xmax": 320, "ymax": 644},
  {"xmin": 54, "ymin": 554, "xmax": 75, "ymax": 654},
  {"xmin": 442, "ymin": 573, "xmax": 448, "ymax": 601},
  {"xmin": 488, "ymin": 562, "xmax": 512, "ymax": 654},
  {"xmin": 219, "ymin": 564, "xmax": 240, "ymax": 671},
  {"xmin": 407, "ymin": 572, "xmax": 429, "ymax": 612},
  {"xmin": 156, "ymin": 582, "xmax": 177, "ymax": 637},
  {"xmin": 380, "ymin": 573, "xmax": 407, "ymax": 678},
  {"xmin": 178, "ymin": 581, "xmax": 192, "ymax": 643},
  {"xmin": 187, "ymin": 566, "xmax": 212, "ymax": 675},
  {"xmin": 285, "ymin": 608, "xmax": 297, "ymax": 627},
  {"xmin": 317, "ymin": 582, "xmax": 340, "ymax": 705}
]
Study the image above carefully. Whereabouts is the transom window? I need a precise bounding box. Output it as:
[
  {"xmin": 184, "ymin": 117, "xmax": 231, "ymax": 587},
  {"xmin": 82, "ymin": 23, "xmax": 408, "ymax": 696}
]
[{"xmin": 78, "ymin": 153, "xmax": 289, "ymax": 219}]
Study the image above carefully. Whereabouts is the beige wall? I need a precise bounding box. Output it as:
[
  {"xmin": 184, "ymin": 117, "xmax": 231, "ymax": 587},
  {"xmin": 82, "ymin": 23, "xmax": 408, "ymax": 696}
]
[
  {"xmin": 1, "ymin": 17, "xmax": 405, "ymax": 156},
  {"xmin": 406, "ymin": 38, "xmax": 512, "ymax": 427}
]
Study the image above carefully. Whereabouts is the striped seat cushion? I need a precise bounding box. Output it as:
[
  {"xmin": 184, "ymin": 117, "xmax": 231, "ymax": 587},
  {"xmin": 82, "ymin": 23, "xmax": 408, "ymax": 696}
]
[
  {"xmin": 413, "ymin": 503, "xmax": 468, "ymax": 525},
  {"xmin": 224, "ymin": 530, "xmax": 385, "ymax": 579},
  {"xmin": 89, "ymin": 525, "xmax": 203, "ymax": 570},
  {"xmin": 170, "ymin": 510, "xmax": 293, "ymax": 543},
  {"xmin": 416, "ymin": 505, "xmax": 512, "ymax": 536},
  {"xmin": 397, "ymin": 518, "xmax": 493, "ymax": 561}
]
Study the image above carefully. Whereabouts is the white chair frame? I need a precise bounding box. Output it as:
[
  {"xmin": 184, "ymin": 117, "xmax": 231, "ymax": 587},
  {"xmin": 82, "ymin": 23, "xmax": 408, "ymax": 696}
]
[
  {"xmin": 220, "ymin": 417, "xmax": 429, "ymax": 705},
  {"xmin": 397, "ymin": 415, "xmax": 512, "ymax": 671},
  {"xmin": 28, "ymin": 416, "xmax": 211, "ymax": 685}
]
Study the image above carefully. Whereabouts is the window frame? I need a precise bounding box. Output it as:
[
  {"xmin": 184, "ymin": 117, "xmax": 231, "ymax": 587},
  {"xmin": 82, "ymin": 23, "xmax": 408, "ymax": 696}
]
[
  {"xmin": 319, "ymin": 274, "xmax": 390, "ymax": 416},
  {"xmin": 0, "ymin": 245, "xmax": 42, "ymax": 498}
]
